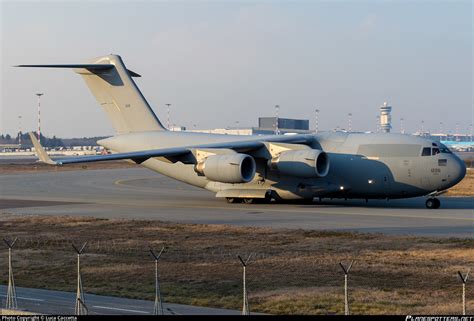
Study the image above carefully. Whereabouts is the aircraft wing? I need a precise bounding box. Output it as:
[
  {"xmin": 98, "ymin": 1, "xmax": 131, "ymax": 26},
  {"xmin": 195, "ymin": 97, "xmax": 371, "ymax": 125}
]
[{"xmin": 28, "ymin": 132, "xmax": 315, "ymax": 165}]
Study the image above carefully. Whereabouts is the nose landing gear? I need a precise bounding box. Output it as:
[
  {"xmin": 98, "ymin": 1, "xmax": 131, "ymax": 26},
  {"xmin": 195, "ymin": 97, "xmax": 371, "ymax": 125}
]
[{"xmin": 425, "ymin": 198, "xmax": 440, "ymax": 209}]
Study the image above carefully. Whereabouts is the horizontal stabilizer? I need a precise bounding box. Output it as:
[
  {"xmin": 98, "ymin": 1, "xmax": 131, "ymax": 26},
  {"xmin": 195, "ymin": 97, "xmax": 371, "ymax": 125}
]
[
  {"xmin": 15, "ymin": 64, "xmax": 141, "ymax": 77},
  {"xmin": 15, "ymin": 64, "xmax": 114, "ymax": 70},
  {"xmin": 16, "ymin": 55, "xmax": 159, "ymax": 134},
  {"xmin": 127, "ymin": 69, "xmax": 141, "ymax": 77}
]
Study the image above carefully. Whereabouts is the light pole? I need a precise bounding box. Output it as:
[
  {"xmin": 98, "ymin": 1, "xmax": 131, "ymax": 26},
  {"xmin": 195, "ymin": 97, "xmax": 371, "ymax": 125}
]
[
  {"xmin": 274, "ymin": 105, "xmax": 280, "ymax": 135},
  {"xmin": 18, "ymin": 116, "xmax": 22, "ymax": 147},
  {"xmin": 400, "ymin": 118, "xmax": 404, "ymax": 134},
  {"xmin": 36, "ymin": 93, "xmax": 44, "ymax": 143},
  {"xmin": 166, "ymin": 104, "xmax": 171, "ymax": 130},
  {"xmin": 315, "ymin": 109, "xmax": 319, "ymax": 133},
  {"xmin": 348, "ymin": 113, "xmax": 352, "ymax": 133}
]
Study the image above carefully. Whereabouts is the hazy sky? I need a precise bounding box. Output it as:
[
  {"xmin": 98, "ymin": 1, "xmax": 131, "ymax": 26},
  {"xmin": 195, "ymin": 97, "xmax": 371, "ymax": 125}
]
[{"xmin": 1, "ymin": 1, "xmax": 472, "ymax": 138}]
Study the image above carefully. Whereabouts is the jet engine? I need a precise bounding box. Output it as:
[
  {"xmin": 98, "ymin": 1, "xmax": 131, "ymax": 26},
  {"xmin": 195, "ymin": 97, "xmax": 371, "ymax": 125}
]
[
  {"xmin": 269, "ymin": 149, "xmax": 329, "ymax": 178},
  {"xmin": 195, "ymin": 153, "xmax": 256, "ymax": 183}
]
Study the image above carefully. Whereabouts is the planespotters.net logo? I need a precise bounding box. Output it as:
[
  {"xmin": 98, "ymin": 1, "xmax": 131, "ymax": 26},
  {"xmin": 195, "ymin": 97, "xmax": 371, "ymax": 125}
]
[{"xmin": 406, "ymin": 316, "xmax": 474, "ymax": 321}]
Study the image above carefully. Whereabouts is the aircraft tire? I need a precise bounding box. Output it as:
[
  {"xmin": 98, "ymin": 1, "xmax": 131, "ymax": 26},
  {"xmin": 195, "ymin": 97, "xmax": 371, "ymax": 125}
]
[
  {"xmin": 257, "ymin": 192, "xmax": 273, "ymax": 204},
  {"xmin": 242, "ymin": 198, "xmax": 255, "ymax": 204},
  {"xmin": 226, "ymin": 197, "xmax": 239, "ymax": 204},
  {"xmin": 425, "ymin": 198, "xmax": 440, "ymax": 209}
]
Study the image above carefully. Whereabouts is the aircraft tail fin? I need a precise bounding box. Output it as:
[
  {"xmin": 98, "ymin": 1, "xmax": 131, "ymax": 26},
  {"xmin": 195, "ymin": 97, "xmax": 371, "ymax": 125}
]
[{"xmin": 17, "ymin": 55, "xmax": 166, "ymax": 134}]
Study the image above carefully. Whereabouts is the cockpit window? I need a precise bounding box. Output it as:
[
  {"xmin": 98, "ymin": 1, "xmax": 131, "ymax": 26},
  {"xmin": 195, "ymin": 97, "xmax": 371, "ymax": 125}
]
[
  {"xmin": 438, "ymin": 143, "xmax": 452, "ymax": 154},
  {"xmin": 422, "ymin": 145, "xmax": 447, "ymax": 156}
]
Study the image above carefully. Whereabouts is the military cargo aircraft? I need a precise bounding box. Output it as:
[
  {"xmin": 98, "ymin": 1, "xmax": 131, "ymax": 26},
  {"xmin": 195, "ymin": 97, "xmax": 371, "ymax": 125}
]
[{"xmin": 18, "ymin": 55, "xmax": 466, "ymax": 209}]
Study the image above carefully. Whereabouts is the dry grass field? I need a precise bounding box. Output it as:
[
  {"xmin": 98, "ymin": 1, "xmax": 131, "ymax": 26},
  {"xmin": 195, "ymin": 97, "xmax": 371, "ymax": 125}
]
[
  {"xmin": 446, "ymin": 169, "xmax": 474, "ymax": 196},
  {"xmin": 0, "ymin": 214, "xmax": 472, "ymax": 315}
]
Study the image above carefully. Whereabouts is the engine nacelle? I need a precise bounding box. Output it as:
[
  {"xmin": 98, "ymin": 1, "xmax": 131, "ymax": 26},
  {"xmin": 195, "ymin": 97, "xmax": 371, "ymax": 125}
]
[
  {"xmin": 195, "ymin": 153, "xmax": 256, "ymax": 183},
  {"xmin": 269, "ymin": 149, "xmax": 330, "ymax": 178}
]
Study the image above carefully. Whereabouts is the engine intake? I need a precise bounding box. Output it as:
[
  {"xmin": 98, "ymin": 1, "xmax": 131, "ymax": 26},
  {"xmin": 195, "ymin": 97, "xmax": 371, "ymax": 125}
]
[
  {"xmin": 195, "ymin": 153, "xmax": 256, "ymax": 183},
  {"xmin": 269, "ymin": 149, "xmax": 329, "ymax": 178}
]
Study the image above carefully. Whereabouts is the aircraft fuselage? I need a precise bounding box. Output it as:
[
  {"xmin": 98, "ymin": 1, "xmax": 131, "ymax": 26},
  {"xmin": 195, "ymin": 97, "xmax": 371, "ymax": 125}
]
[{"xmin": 98, "ymin": 130, "xmax": 466, "ymax": 201}]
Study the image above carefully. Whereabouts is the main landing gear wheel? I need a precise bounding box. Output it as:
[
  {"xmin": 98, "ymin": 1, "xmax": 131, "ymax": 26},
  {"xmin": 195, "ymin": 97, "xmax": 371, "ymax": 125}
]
[
  {"xmin": 425, "ymin": 198, "xmax": 440, "ymax": 209},
  {"xmin": 226, "ymin": 197, "xmax": 239, "ymax": 204},
  {"xmin": 242, "ymin": 198, "xmax": 255, "ymax": 204}
]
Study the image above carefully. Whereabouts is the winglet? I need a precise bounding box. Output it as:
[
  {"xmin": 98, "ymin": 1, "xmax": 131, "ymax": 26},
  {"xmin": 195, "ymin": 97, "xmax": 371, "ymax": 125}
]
[{"xmin": 28, "ymin": 132, "xmax": 58, "ymax": 165}]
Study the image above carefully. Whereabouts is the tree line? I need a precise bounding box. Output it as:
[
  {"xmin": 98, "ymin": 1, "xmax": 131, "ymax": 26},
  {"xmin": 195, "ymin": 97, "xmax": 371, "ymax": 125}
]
[{"xmin": 0, "ymin": 133, "xmax": 110, "ymax": 148}]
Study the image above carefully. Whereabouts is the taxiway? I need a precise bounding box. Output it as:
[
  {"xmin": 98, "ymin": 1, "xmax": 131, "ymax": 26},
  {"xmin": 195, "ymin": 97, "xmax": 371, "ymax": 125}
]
[{"xmin": 1, "ymin": 168, "xmax": 472, "ymax": 237}]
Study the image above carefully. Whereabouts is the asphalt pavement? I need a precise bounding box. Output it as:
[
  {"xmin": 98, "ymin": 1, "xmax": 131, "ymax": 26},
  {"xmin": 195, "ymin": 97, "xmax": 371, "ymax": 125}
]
[
  {"xmin": 0, "ymin": 285, "xmax": 240, "ymax": 315},
  {"xmin": 0, "ymin": 168, "xmax": 472, "ymax": 237}
]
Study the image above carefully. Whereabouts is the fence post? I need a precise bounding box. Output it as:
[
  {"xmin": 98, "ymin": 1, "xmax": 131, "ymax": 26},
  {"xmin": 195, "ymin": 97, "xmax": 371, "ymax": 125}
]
[
  {"xmin": 458, "ymin": 269, "xmax": 470, "ymax": 315},
  {"xmin": 339, "ymin": 260, "xmax": 354, "ymax": 315}
]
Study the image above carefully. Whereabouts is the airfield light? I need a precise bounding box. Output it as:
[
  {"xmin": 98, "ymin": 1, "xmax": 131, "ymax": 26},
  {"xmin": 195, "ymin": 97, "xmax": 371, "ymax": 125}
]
[
  {"xmin": 238, "ymin": 253, "xmax": 253, "ymax": 315},
  {"xmin": 72, "ymin": 242, "xmax": 88, "ymax": 315},
  {"xmin": 150, "ymin": 246, "xmax": 165, "ymax": 315},
  {"xmin": 339, "ymin": 260, "xmax": 354, "ymax": 316},
  {"xmin": 3, "ymin": 238, "xmax": 18, "ymax": 310},
  {"xmin": 36, "ymin": 93, "xmax": 44, "ymax": 144},
  {"xmin": 458, "ymin": 269, "xmax": 470, "ymax": 315},
  {"xmin": 339, "ymin": 186, "xmax": 344, "ymax": 191}
]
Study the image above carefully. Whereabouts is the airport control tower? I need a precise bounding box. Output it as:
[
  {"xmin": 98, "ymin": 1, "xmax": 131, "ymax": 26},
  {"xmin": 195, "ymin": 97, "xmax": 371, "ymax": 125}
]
[{"xmin": 379, "ymin": 101, "xmax": 392, "ymax": 133}]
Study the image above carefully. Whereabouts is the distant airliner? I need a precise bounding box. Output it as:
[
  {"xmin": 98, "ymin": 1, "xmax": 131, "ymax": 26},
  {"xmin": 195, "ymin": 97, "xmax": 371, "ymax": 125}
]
[{"xmin": 18, "ymin": 55, "xmax": 465, "ymax": 209}]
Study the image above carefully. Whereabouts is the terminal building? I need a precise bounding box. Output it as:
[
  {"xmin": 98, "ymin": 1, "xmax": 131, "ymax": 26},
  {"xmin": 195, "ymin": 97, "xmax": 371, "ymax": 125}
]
[
  {"xmin": 187, "ymin": 117, "xmax": 311, "ymax": 136},
  {"xmin": 255, "ymin": 117, "xmax": 310, "ymax": 135}
]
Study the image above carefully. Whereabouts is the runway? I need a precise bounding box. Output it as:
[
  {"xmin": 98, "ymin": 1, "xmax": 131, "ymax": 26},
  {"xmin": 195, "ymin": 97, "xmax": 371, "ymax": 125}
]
[
  {"xmin": 0, "ymin": 168, "xmax": 473, "ymax": 237},
  {"xmin": 0, "ymin": 285, "xmax": 239, "ymax": 315}
]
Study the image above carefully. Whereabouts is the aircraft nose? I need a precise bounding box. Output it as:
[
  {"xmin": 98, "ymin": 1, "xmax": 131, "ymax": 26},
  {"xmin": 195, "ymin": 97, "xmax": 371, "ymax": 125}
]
[{"xmin": 449, "ymin": 155, "xmax": 466, "ymax": 187}]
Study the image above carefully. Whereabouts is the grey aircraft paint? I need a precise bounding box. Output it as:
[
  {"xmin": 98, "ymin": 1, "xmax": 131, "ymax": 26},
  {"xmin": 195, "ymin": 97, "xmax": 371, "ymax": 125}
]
[{"xmin": 20, "ymin": 55, "xmax": 466, "ymax": 208}]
